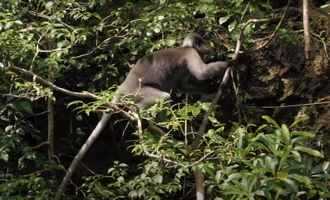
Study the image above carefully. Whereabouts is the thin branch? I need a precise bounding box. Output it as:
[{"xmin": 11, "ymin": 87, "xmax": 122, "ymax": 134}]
[
  {"xmin": 39, "ymin": 48, "xmax": 68, "ymax": 53},
  {"xmin": 311, "ymin": 32, "xmax": 329, "ymax": 59},
  {"xmin": 29, "ymin": 11, "xmax": 74, "ymax": 30},
  {"xmin": 253, "ymin": 0, "xmax": 290, "ymax": 50},
  {"xmin": 189, "ymin": 152, "xmax": 214, "ymax": 167},
  {"xmin": 31, "ymin": 141, "xmax": 49, "ymax": 150},
  {"xmin": 0, "ymin": 93, "xmax": 31, "ymax": 100},
  {"xmin": 7, "ymin": 65, "xmax": 135, "ymax": 121},
  {"xmin": 303, "ymin": 0, "xmax": 311, "ymax": 60},
  {"xmin": 72, "ymin": 35, "xmax": 127, "ymax": 59},
  {"xmin": 245, "ymin": 101, "xmax": 330, "ymax": 109},
  {"xmin": 133, "ymin": 112, "xmax": 181, "ymax": 166},
  {"xmin": 48, "ymin": 98, "xmax": 55, "ymax": 160},
  {"xmin": 48, "ymin": 65, "xmax": 55, "ymax": 161},
  {"xmin": 30, "ymin": 35, "xmax": 43, "ymax": 71},
  {"xmin": 274, "ymin": 6, "xmax": 329, "ymax": 17},
  {"xmin": 8, "ymin": 66, "xmax": 98, "ymax": 99}
]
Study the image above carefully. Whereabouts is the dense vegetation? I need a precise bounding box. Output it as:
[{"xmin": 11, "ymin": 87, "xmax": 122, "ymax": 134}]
[{"xmin": 0, "ymin": 0, "xmax": 329, "ymax": 199}]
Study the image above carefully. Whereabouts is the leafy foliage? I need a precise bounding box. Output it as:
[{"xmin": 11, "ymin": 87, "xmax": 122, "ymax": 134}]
[
  {"xmin": 82, "ymin": 110, "xmax": 330, "ymax": 199},
  {"xmin": 0, "ymin": 101, "xmax": 57, "ymax": 200},
  {"xmin": 0, "ymin": 0, "xmax": 329, "ymax": 199}
]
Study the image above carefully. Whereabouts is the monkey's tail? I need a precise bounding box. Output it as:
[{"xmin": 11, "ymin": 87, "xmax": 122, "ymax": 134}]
[{"xmin": 55, "ymin": 113, "xmax": 111, "ymax": 200}]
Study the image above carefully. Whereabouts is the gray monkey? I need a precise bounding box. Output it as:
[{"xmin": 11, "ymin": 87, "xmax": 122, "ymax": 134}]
[{"xmin": 55, "ymin": 33, "xmax": 228, "ymax": 199}]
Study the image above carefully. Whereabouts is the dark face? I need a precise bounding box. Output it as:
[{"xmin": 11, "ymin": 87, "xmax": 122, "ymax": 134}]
[
  {"xmin": 190, "ymin": 34, "xmax": 210, "ymax": 55},
  {"xmin": 196, "ymin": 43, "xmax": 210, "ymax": 55}
]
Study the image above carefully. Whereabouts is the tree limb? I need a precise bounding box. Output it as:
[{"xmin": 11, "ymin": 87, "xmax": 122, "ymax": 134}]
[
  {"xmin": 8, "ymin": 66, "xmax": 99, "ymax": 99},
  {"xmin": 303, "ymin": 0, "xmax": 311, "ymax": 60}
]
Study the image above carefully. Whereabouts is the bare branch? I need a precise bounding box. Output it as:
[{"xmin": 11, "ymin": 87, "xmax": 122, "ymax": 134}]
[
  {"xmin": 0, "ymin": 93, "xmax": 31, "ymax": 100},
  {"xmin": 31, "ymin": 141, "xmax": 49, "ymax": 150},
  {"xmin": 253, "ymin": 0, "xmax": 291, "ymax": 51},
  {"xmin": 311, "ymin": 32, "xmax": 329, "ymax": 59},
  {"xmin": 303, "ymin": 0, "xmax": 311, "ymax": 60},
  {"xmin": 8, "ymin": 66, "xmax": 98, "ymax": 99},
  {"xmin": 29, "ymin": 11, "xmax": 74, "ymax": 31},
  {"xmin": 245, "ymin": 100, "xmax": 330, "ymax": 109},
  {"xmin": 7, "ymin": 65, "xmax": 135, "ymax": 120}
]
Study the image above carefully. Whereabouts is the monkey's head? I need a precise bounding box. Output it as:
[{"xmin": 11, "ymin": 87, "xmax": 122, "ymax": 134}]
[{"xmin": 182, "ymin": 33, "xmax": 210, "ymax": 55}]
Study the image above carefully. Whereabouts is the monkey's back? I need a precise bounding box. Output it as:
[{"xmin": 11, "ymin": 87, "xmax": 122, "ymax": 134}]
[{"xmin": 129, "ymin": 47, "xmax": 193, "ymax": 92}]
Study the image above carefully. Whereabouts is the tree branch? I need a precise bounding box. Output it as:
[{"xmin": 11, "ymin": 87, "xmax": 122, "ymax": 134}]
[
  {"xmin": 303, "ymin": 0, "xmax": 311, "ymax": 60},
  {"xmin": 8, "ymin": 66, "xmax": 99, "ymax": 99}
]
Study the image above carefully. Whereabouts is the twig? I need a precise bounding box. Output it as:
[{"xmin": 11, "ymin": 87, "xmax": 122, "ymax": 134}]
[
  {"xmin": 39, "ymin": 48, "xmax": 68, "ymax": 53},
  {"xmin": 311, "ymin": 32, "xmax": 329, "ymax": 59},
  {"xmin": 190, "ymin": 152, "xmax": 213, "ymax": 167},
  {"xmin": 31, "ymin": 141, "xmax": 49, "ymax": 150},
  {"xmin": 245, "ymin": 101, "xmax": 330, "ymax": 109},
  {"xmin": 72, "ymin": 35, "xmax": 127, "ymax": 59},
  {"xmin": 274, "ymin": 6, "xmax": 329, "ymax": 18},
  {"xmin": 133, "ymin": 112, "xmax": 182, "ymax": 166},
  {"xmin": 231, "ymin": 68, "xmax": 242, "ymax": 123},
  {"xmin": 0, "ymin": 93, "xmax": 31, "ymax": 100},
  {"xmin": 253, "ymin": 0, "xmax": 291, "ymax": 51},
  {"xmin": 29, "ymin": 11, "xmax": 74, "ymax": 31},
  {"xmin": 30, "ymin": 35, "xmax": 43, "ymax": 71}
]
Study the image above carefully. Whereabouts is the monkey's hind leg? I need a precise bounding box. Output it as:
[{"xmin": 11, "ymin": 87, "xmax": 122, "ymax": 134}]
[{"xmin": 136, "ymin": 86, "xmax": 170, "ymax": 108}]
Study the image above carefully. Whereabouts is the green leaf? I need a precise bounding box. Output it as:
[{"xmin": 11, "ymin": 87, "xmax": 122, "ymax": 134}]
[
  {"xmin": 262, "ymin": 116, "xmax": 280, "ymax": 128},
  {"xmin": 294, "ymin": 146, "xmax": 324, "ymax": 158},
  {"xmin": 291, "ymin": 131, "xmax": 315, "ymax": 138},
  {"xmin": 280, "ymin": 124, "xmax": 290, "ymax": 144},
  {"xmin": 290, "ymin": 150, "xmax": 302, "ymax": 162},
  {"xmin": 215, "ymin": 170, "xmax": 222, "ymax": 183},
  {"xmin": 128, "ymin": 190, "xmax": 138, "ymax": 198},
  {"xmin": 289, "ymin": 174, "xmax": 312, "ymax": 188},
  {"xmin": 228, "ymin": 20, "xmax": 237, "ymax": 32},
  {"xmin": 13, "ymin": 100, "xmax": 33, "ymax": 114},
  {"xmin": 45, "ymin": 1, "xmax": 54, "ymax": 11},
  {"xmin": 153, "ymin": 174, "xmax": 163, "ymax": 184},
  {"xmin": 290, "ymin": 114, "xmax": 309, "ymax": 128},
  {"xmin": 322, "ymin": 161, "xmax": 330, "ymax": 171},
  {"xmin": 219, "ymin": 16, "xmax": 231, "ymax": 25},
  {"xmin": 279, "ymin": 177, "xmax": 298, "ymax": 192},
  {"xmin": 265, "ymin": 156, "xmax": 277, "ymax": 173},
  {"xmin": 0, "ymin": 151, "xmax": 9, "ymax": 162}
]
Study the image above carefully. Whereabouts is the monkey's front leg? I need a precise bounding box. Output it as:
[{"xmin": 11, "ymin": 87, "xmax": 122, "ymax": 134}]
[
  {"xmin": 186, "ymin": 52, "xmax": 228, "ymax": 81},
  {"xmin": 203, "ymin": 61, "xmax": 228, "ymax": 78}
]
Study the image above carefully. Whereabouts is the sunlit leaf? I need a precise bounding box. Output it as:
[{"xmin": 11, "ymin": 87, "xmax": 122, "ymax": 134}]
[
  {"xmin": 219, "ymin": 16, "xmax": 231, "ymax": 25},
  {"xmin": 262, "ymin": 116, "xmax": 280, "ymax": 128},
  {"xmin": 281, "ymin": 124, "xmax": 290, "ymax": 144},
  {"xmin": 294, "ymin": 146, "xmax": 324, "ymax": 158}
]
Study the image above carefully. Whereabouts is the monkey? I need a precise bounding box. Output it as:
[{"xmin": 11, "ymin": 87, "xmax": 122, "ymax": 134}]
[{"xmin": 55, "ymin": 33, "xmax": 229, "ymax": 199}]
